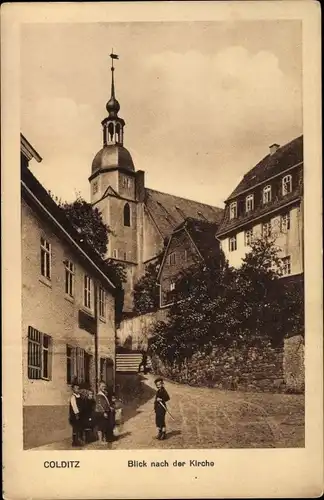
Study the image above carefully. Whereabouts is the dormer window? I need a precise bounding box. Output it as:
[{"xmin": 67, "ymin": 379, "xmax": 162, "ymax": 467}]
[
  {"xmin": 245, "ymin": 194, "xmax": 254, "ymax": 213},
  {"xmin": 282, "ymin": 175, "xmax": 292, "ymax": 195},
  {"xmin": 229, "ymin": 202, "xmax": 237, "ymax": 220},
  {"xmin": 262, "ymin": 185, "xmax": 272, "ymax": 204}
]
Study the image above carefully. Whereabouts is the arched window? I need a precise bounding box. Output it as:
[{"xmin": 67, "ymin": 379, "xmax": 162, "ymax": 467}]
[
  {"xmin": 282, "ymin": 174, "xmax": 292, "ymax": 195},
  {"xmin": 245, "ymin": 194, "xmax": 254, "ymax": 212},
  {"xmin": 123, "ymin": 203, "xmax": 131, "ymax": 227},
  {"xmin": 108, "ymin": 122, "xmax": 114, "ymax": 142},
  {"xmin": 116, "ymin": 123, "xmax": 121, "ymax": 143},
  {"xmin": 262, "ymin": 185, "xmax": 272, "ymax": 204}
]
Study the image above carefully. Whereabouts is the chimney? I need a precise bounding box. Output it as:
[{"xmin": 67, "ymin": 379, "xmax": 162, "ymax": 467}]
[
  {"xmin": 135, "ymin": 170, "xmax": 145, "ymax": 202},
  {"xmin": 269, "ymin": 143, "xmax": 280, "ymax": 155}
]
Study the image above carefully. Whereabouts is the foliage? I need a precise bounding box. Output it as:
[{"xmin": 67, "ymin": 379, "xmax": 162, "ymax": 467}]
[
  {"xmin": 57, "ymin": 194, "xmax": 127, "ymax": 322},
  {"xmin": 133, "ymin": 258, "xmax": 162, "ymax": 314},
  {"xmin": 150, "ymin": 236, "xmax": 304, "ymax": 363},
  {"xmin": 59, "ymin": 195, "xmax": 110, "ymax": 258}
]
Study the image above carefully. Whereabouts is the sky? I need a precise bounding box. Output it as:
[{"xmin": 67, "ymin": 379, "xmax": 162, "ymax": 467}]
[{"xmin": 21, "ymin": 21, "xmax": 302, "ymax": 207}]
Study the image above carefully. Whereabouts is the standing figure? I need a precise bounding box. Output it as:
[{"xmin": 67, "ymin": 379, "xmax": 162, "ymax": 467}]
[
  {"xmin": 69, "ymin": 382, "xmax": 84, "ymax": 447},
  {"xmin": 104, "ymin": 388, "xmax": 117, "ymax": 442},
  {"xmin": 82, "ymin": 389, "xmax": 96, "ymax": 444},
  {"xmin": 154, "ymin": 377, "xmax": 170, "ymax": 440},
  {"xmin": 112, "ymin": 395, "xmax": 123, "ymax": 437},
  {"xmin": 138, "ymin": 351, "xmax": 148, "ymax": 374},
  {"xmin": 95, "ymin": 381, "xmax": 112, "ymax": 444}
]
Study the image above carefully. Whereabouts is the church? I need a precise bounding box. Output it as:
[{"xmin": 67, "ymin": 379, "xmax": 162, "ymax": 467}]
[{"xmin": 89, "ymin": 54, "xmax": 223, "ymax": 312}]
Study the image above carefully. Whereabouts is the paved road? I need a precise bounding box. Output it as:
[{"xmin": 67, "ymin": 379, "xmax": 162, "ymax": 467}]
[
  {"xmin": 32, "ymin": 374, "xmax": 304, "ymax": 450},
  {"xmin": 86, "ymin": 374, "xmax": 304, "ymax": 450}
]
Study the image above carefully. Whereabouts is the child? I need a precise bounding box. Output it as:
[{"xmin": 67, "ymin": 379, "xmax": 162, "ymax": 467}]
[
  {"xmin": 82, "ymin": 389, "xmax": 96, "ymax": 444},
  {"xmin": 95, "ymin": 381, "xmax": 112, "ymax": 444},
  {"xmin": 154, "ymin": 377, "xmax": 170, "ymax": 440},
  {"xmin": 69, "ymin": 382, "xmax": 84, "ymax": 447},
  {"xmin": 111, "ymin": 394, "xmax": 123, "ymax": 437}
]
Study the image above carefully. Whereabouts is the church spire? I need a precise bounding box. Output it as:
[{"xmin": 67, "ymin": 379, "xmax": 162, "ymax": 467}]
[
  {"xmin": 106, "ymin": 51, "xmax": 120, "ymax": 117},
  {"xmin": 102, "ymin": 51, "xmax": 125, "ymax": 146}
]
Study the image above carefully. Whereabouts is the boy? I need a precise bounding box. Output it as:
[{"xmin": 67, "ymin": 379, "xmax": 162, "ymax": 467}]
[
  {"xmin": 154, "ymin": 378, "xmax": 170, "ymax": 440},
  {"xmin": 69, "ymin": 382, "xmax": 84, "ymax": 447},
  {"xmin": 82, "ymin": 389, "xmax": 96, "ymax": 444},
  {"xmin": 95, "ymin": 381, "xmax": 113, "ymax": 444}
]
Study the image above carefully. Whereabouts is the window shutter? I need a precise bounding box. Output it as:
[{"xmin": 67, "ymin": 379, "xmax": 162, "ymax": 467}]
[
  {"xmin": 47, "ymin": 337, "xmax": 53, "ymax": 380},
  {"xmin": 72, "ymin": 347, "xmax": 77, "ymax": 382}
]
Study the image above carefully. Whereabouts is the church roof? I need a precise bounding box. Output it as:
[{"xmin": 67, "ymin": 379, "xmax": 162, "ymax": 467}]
[
  {"xmin": 92, "ymin": 144, "xmax": 135, "ymax": 174},
  {"xmin": 144, "ymin": 188, "xmax": 223, "ymax": 240}
]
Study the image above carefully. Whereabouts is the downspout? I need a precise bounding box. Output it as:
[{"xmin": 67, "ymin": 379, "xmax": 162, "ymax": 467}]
[{"xmin": 94, "ymin": 280, "xmax": 99, "ymax": 393}]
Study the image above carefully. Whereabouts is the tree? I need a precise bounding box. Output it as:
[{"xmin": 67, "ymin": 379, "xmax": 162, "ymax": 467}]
[
  {"xmin": 150, "ymin": 236, "xmax": 304, "ymax": 363},
  {"xmin": 133, "ymin": 259, "xmax": 161, "ymax": 314},
  {"xmin": 59, "ymin": 196, "xmax": 110, "ymax": 258}
]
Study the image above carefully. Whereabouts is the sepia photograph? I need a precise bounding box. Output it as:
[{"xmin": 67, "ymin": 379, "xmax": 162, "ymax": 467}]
[
  {"xmin": 21, "ymin": 18, "xmax": 305, "ymax": 452},
  {"xmin": 2, "ymin": 1, "xmax": 322, "ymax": 499}
]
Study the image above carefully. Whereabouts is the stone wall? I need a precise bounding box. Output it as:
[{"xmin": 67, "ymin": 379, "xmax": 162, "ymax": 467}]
[
  {"xmin": 117, "ymin": 309, "xmax": 168, "ymax": 351},
  {"xmin": 152, "ymin": 343, "xmax": 285, "ymax": 393},
  {"xmin": 283, "ymin": 334, "xmax": 304, "ymax": 393}
]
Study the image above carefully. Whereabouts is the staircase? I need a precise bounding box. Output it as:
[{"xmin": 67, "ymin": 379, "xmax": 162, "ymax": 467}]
[{"xmin": 116, "ymin": 353, "xmax": 143, "ymax": 373}]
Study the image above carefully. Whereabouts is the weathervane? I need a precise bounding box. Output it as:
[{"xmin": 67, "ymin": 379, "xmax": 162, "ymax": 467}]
[{"xmin": 110, "ymin": 49, "xmax": 119, "ymax": 70}]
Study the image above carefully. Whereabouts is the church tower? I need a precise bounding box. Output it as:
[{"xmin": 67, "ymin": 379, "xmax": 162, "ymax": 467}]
[{"xmin": 89, "ymin": 53, "xmax": 145, "ymax": 312}]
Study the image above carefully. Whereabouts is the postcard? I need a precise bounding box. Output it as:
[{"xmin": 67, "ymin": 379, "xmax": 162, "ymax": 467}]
[{"xmin": 2, "ymin": 1, "xmax": 323, "ymax": 498}]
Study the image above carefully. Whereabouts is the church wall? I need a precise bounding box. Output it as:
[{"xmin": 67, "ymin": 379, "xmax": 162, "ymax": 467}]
[
  {"xmin": 143, "ymin": 209, "xmax": 165, "ymax": 263},
  {"xmin": 118, "ymin": 171, "xmax": 136, "ymax": 199},
  {"xmin": 108, "ymin": 197, "xmax": 138, "ymax": 263},
  {"xmin": 99, "ymin": 170, "xmax": 119, "ymax": 196}
]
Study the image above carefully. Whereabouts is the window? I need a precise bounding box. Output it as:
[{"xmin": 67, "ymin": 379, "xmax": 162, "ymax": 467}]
[
  {"xmin": 123, "ymin": 203, "xmax": 131, "ymax": 227},
  {"xmin": 262, "ymin": 221, "xmax": 272, "ymax": 238},
  {"xmin": 184, "ymin": 250, "xmax": 188, "ymax": 262},
  {"xmin": 92, "ymin": 181, "xmax": 98, "ymax": 195},
  {"xmin": 84, "ymin": 275, "xmax": 92, "ymax": 309},
  {"xmin": 229, "ymin": 235, "xmax": 237, "ymax": 252},
  {"xmin": 246, "ymin": 194, "xmax": 254, "ymax": 213},
  {"xmin": 28, "ymin": 326, "xmax": 52, "ymax": 380},
  {"xmin": 64, "ymin": 260, "xmax": 74, "ymax": 297},
  {"xmin": 281, "ymin": 256, "xmax": 291, "ymax": 276},
  {"xmin": 245, "ymin": 229, "xmax": 253, "ymax": 246},
  {"xmin": 40, "ymin": 237, "xmax": 51, "ymax": 279},
  {"xmin": 122, "ymin": 177, "xmax": 131, "ymax": 189},
  {"xmin": 99, "ymin": 287, "xmax": 106, "ymax": 318},
  {"xmin": 282, "ymin": 175, "xmax": 292, "ymax": 195},
  {"xmin": 281, "ymin": 213, "xmax": 291, "ymax": 232},
  {"xmin": 168, "ymin": 252, "xmax": 176, "ymax": 265},
  {"xmin": 66, "ymin": 345, "xmax": 92, "ymax": 385},
  {"xmin": 170, "ymin": 282, "xmax": 176, "ymax": 291},
  {"xmin": 123, "ymin": 251, "xmax": 127, "ymax": 261},
  {"xmin": 229, "ymin": 202, "xmax": 237, "ymax": 220},
  {"xmin": 113, "ymin": 249, "xmax": 118, "ymax": 259},
  {"xmin": 262, "ymin": 185, "xmax": 272, "ymax": 204}
]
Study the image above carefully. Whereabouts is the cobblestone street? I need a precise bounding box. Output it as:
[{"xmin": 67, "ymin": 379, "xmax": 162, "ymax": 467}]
[{"xmin": 33, "ymin": 374, "xmax": 304, "ymax": 450}]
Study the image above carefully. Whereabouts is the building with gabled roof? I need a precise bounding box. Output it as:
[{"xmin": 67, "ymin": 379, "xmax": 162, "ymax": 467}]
[
  {"xmin": 157, "ymin": 217, "xmax": 223, "ymax": 308},
  {"xmin": 217, "ymin": 135, "xmax": 304, "ymax": 276},
  {"xmin": 21, "ymin": 134, "xmax": 116, "ymax": 448},
  {"xmin": 89, "ymin": 55, "xmax": 223, "ymax": 312}
]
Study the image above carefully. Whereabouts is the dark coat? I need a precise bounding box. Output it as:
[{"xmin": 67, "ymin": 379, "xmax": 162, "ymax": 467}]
[
  {"xmin": 154, "ymin": 387, "xmax": 170, "ymax": 412},
  {"xmin": 69, "ymin": 393, "xmax": 83, "ymax": 426}
]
